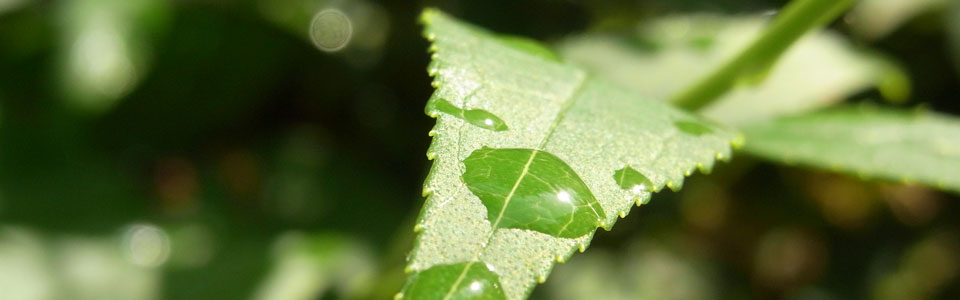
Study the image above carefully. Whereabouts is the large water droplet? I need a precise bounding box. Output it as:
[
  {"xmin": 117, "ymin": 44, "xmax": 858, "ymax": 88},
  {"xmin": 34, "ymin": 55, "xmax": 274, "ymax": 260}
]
[
  {"xmin": 674, "ymin": 120, "xmax": 713, "ymax": 136},
  {"xmin": 428, "ymin": 98, "xmax": 508, "ymax": 131},
  {"xmin": 462, "ymin": 148, "xmax": 605, "ymax": 238},
  {"xmin": 402, "ymin": 262, "xmax": 506, "ymax": 300}
]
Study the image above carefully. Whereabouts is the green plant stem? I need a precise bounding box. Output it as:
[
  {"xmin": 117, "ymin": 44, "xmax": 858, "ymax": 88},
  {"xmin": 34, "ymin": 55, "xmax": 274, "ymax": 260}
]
[{"xmin": 671, "ymin": 0, "xmax": 856, "ymax": 111}]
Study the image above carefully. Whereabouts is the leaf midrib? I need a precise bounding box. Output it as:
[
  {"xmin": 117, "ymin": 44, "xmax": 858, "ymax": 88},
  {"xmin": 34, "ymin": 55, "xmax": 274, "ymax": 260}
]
[{"xmin": 439, "ymin": 69, "xmax": 590, "ymax": 297}]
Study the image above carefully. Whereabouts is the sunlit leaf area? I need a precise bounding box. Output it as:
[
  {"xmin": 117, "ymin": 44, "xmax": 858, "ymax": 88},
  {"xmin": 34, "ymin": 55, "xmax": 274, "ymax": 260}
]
[{"xmin": 0, "ymin": 0, "xmax": 958, "ymax": 299}]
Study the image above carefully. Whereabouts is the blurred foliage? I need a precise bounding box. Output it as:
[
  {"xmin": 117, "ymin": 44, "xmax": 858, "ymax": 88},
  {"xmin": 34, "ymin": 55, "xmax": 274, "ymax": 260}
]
[{"xmin": 0, "ymin": 0, "xmax": 957, "ymax": 299}]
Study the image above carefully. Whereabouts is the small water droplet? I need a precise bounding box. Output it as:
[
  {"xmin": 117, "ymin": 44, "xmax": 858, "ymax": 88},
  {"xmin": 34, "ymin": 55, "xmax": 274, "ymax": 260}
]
[
  {"xmin": 497, "ymin": 35, "xmax": 561, "ymax": 62},
  {"xmin": 613, "ymin": 166, "xmax": 653, "ymax": 197},
  {"xmin": 401, "ymin": 262, "xmax": 506, "ymax": 300},
  {"xmin": 462, "ymin": 148, "xmax": 605, "ymax": 238},
  {"xmin": 674, "ymin": 120, "xmax": 713, "ymax": 136},
  {"xmin": 427, "ymin": 98, "xmax": 508, "ymax": 131},
  {"xmin": 463, "ymin": 109, "xmax": 508, "ymax": 131}
]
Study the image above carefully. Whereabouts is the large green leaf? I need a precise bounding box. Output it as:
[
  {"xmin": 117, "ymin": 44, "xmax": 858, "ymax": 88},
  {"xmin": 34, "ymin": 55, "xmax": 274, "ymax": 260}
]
[
  {"xmin": 400, "ymin": 10, "xmax": 740, "ymax": 300},
  {"xmin": 559, "ymin": 14, "xmax": 907, "ymax": 126},
  {"xmin": 742, "ymin": 106, "xmax": 960, "ymax": 193}
]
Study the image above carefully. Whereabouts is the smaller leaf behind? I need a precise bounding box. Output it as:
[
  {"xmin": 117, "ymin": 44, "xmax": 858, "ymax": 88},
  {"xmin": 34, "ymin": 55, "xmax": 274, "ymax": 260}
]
[{"xmin": 741, "ymin": 105, "xmax": 960, "ymax": 193}]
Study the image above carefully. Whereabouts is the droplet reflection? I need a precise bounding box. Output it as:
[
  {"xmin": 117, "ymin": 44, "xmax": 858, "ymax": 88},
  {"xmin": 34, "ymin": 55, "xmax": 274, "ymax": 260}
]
[{"xmin": 557, "ymin": 191, "xmax": 572, "ymax": 203}]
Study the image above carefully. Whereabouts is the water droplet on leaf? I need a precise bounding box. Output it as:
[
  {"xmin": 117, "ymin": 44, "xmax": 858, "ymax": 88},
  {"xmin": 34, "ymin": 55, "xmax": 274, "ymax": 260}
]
[
  {"xmin": 428, "ymin": 98, "xmax": 508, "ymax": 131},
  {"xmin": 462, "ymin": 148, "xmax": 605, "ymax": 238},
  {"xmin": 497, "ymin": 35, "xmax": 561, "ymax": 62},
  {"xmin": 463, "ymin": 109, "xmax": 508, "ymax": 131},
  {"xmin": 675, "ymin": 120, "xmax": 713, "ymax": 136},
  {"xmin": 402, "ymin": 262, "xmax": 506, "ymax": 300},
  {"xmin": 613, "ymin": 166, "xmax": 653, "ymax": 195}
]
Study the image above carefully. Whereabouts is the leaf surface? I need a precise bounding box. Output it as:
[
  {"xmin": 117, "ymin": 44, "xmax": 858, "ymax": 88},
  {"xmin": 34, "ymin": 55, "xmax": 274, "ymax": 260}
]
[
  {"xmin": 401, "ymin": 10, "xmax": 740, "ymax": 300},
  {"xmin": 742, "ymin": 106, "xmax": 960, "ymax": 193}
]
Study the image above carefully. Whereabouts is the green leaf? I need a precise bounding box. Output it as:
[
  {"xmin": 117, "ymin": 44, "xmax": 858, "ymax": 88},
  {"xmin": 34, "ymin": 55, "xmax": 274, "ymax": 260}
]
[
  {"xmin": 253, "ymin": 232, "xmax": 376, "ymax": 300},
  {"xmin": 847, "ymin": 0, "xmax": 950, "ymax": 40},
  {"xmin": 401, "ymin": 9, "xmax": 741, "ymax": 300},
  {"xmin": 58, "ymin": 0, "xmax": 170, "ymax": 112},
  {"xmin": 741, "ymin": 106, "xmax": 960, "ymax": 193},
  {"xmin": 559, "ymin": 14, "xmax": 907, "ymax": 125}
]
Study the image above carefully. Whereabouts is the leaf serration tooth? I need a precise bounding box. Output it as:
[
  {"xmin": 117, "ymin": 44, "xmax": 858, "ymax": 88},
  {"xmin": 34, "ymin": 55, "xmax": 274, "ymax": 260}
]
[
  {"xmin": 731, "ymin": 134, "xmax": 745, "ymax": 148},
  {"xmin": 666, "ymin": 179, "xmax": 683, "ymax": 191},
  {"xmin": 715, "ymin": 152, "xmax": 727, "ymax": 161},
  {"xmin": 394, "ymin": 292, "xmax": 403, "ymax": 300},
  {"xmin": 420, "ymin": 187, "xmax": 430, "ymax": 197},
  {"xmin": 696, "ymin": 162, "xmax": 712, "ymax": 174}
]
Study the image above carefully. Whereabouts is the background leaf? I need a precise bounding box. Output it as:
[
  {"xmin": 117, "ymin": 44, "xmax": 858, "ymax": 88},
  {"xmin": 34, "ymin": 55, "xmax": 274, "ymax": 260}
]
[
  {"xmin": 402, "ymin": 10, "xmax": 740, "ymax": 300},
  {"xmin": 559, "ymin": 14, "xmax": 907, "ymax": 125},
  {"xmin": 741, "ymin": 105, "xmax": 960, "ymax": 193}
]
